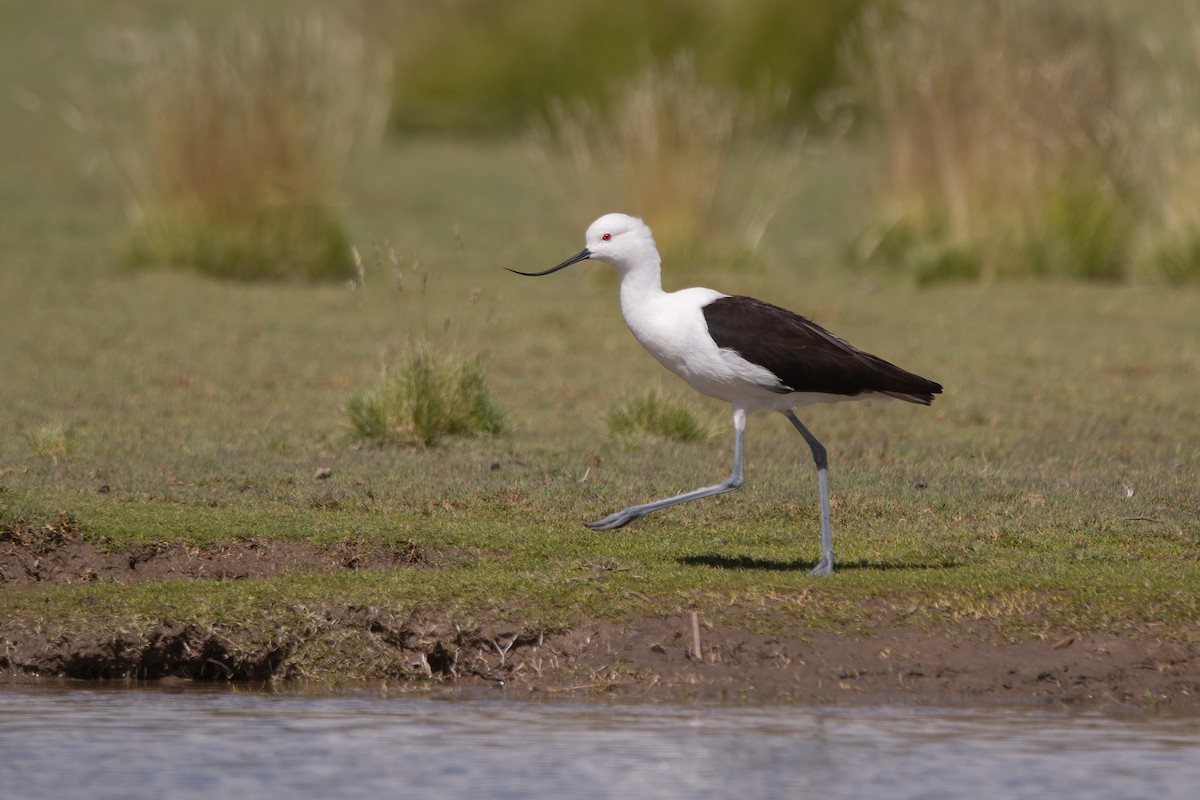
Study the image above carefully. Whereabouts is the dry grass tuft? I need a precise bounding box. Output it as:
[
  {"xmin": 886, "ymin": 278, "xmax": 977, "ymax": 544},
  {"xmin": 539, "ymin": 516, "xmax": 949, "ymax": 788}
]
[
  {"xmin": 531, "ymin": 55, "xmax": 802, "ymax": 266},
  {"xmin": 101, "ymin": 16, "xmax": 390, "ymax": 281},
  {"xmin": 847, "ymin": 0, "xmax": 1135, "ymax": 283},
  {"xmin": 1134, "ymin": 6, "xmax": 1200, "ymax": 285},
  {"xmin": 26, "ymin": 422, "xmax": 72, "ymax": 462}
]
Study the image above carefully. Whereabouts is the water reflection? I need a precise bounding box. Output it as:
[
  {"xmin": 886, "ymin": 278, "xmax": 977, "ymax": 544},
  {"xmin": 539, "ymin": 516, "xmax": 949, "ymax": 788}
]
[{"xmin": 1, "ymin": 684, "xmax": 1198, "ymax": 800}]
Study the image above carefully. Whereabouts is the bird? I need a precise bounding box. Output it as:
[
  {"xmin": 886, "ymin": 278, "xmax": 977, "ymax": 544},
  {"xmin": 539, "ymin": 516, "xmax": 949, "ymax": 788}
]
[{"xmin": 508, "ymin": 213, "xmax": 942, "ymax": 575}]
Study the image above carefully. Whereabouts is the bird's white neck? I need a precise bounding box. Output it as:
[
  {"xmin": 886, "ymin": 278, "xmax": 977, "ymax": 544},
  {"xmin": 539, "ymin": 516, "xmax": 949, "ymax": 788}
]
[{"xmin": 616, "ymin": 257, "xmax": 666, "ymax": 322}]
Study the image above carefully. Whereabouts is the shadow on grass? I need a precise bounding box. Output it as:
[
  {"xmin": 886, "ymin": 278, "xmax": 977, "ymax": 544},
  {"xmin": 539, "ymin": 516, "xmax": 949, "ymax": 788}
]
[{"xmin": 679, "ymin": 554, "xmax": 959, "ymax": 572}]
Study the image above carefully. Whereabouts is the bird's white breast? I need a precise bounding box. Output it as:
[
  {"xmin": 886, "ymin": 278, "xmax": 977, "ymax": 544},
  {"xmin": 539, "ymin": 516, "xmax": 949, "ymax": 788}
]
[{"xmin": 620, "ymin": 287, "xmax": 784, "ymax": 406}]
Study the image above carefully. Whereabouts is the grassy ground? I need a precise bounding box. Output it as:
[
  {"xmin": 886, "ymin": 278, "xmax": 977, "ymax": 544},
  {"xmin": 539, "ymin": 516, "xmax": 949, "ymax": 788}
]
[{"xmin": 2, "ymin": 4, "xmax": 1198, "ymax": 685}]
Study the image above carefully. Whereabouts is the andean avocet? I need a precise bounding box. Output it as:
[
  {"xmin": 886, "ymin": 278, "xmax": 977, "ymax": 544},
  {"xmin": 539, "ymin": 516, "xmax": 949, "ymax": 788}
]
[{"xmin": 509, "ymin": 213, "xmax": 942, "ymax": 575}]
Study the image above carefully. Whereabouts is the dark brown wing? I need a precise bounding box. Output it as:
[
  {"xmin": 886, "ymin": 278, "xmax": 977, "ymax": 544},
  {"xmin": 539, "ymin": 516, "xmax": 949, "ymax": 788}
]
[{"xmin": 701, "ymin": 296, "xmax": 943, "ymax": 404}]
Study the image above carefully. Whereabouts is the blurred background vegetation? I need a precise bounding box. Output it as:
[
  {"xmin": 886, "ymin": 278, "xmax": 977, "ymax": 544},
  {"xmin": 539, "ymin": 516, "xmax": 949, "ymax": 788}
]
[
  {"xmin": 4, "ymin": 0, "xmax": 1190, "ymax": 445},
  {"xmin": 49, "ymin": 0, "xmax": 1200, "ymax": 287},
  {"xmin": 367, "ymin": 0, "xmax": 864, "ymax": 135}
]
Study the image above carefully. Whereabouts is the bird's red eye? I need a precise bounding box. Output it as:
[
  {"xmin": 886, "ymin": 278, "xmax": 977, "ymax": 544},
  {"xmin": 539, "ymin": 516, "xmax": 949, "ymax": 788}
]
[{"xmin": 602, "ymin": 233, "xmax": 612, "ymax": 241}]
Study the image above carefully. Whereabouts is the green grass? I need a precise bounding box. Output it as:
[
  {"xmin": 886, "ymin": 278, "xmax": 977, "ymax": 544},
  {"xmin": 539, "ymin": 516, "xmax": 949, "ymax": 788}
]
[{"xmin": 1, "ymin": 2, "xmax": 1198, "ymax": 682}]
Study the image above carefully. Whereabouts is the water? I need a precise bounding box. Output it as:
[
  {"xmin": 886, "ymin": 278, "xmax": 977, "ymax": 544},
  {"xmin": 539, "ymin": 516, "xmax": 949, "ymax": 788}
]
[{"xmin": 2, "ymin": 685, "xmax": 1199, "ymax": 800}]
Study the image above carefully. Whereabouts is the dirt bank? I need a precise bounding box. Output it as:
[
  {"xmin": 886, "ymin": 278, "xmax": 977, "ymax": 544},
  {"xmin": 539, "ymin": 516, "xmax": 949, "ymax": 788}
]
[{"xmin": 2, "ymin": 533, "xmax": 1197, "ymax": 708}]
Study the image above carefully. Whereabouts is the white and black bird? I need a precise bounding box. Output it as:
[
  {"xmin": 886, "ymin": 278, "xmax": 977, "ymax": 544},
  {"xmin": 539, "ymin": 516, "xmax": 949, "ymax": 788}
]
[{"xmin": 509, "ymin": 213, "xmax": 942, "ymax": 575}]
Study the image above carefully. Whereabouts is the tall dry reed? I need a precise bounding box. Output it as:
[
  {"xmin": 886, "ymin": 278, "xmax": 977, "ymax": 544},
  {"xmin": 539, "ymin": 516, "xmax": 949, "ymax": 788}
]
[
  {"xmin": 1134, "ymin": 5, "xmax": 1200, "ymax": 284},
  {"xmin": 847, "ymin": 0, "xmax": 1135, "ymax": 283},
  {"xmin": 532, "ymin": 55, "xmax": 802, "ymax": 266},
  {"xmin": 104, "ymin": 16, "xmax": 390, "ymax": 280}
]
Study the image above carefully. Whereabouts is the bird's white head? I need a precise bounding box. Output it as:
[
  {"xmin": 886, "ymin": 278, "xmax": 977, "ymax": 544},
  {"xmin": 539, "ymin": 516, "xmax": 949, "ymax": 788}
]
[
  {"xmin": 507, "ymin": 213, "xmax": 660, "ymax": 278},
  {"xmin": 583, "ymin": 213, "xmax": 658, "ymax": 272}
]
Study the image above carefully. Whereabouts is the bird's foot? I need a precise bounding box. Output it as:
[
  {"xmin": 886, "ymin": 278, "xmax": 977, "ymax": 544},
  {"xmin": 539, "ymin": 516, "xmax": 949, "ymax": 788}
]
[
  {"xmin": 809, "ymin": 553, "xmax": 834, "ymax": 576},
  {"xmin": 584, "ymin": 507, "xmax": 647, "ymax": 531}
]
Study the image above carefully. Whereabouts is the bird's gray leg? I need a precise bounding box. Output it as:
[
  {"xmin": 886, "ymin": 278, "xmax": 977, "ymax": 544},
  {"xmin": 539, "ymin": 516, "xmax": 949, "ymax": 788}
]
[
  {"xmin": 783, "ymin": 410, "xmax": 834, "ymax": 575},
  {"xmin": 585, "ymin": 407, "xmax": 746, "ymax": 531}
]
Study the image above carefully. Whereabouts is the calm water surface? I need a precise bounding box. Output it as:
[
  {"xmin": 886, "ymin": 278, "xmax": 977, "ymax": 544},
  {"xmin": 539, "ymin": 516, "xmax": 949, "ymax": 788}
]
[{"xmin": 2, "ymin": 684, "xmax": 1198, "ymax": 799}]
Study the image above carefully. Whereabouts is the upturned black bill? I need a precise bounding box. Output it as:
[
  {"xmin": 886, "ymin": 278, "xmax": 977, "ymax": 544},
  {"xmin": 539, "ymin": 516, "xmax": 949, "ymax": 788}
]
[{"xmin": 507, "ymin": 248, "xmax": 592, "ymax": 277}]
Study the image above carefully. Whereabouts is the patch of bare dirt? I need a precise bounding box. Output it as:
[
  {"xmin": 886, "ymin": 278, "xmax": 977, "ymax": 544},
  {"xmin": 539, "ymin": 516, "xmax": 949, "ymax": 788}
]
[
  {"xmin": 537, "ymin": 617, "xmax": 1200, "ymax": 707},
  {"xmin": 0, "ymin": 528, "xmax": 429, "ymax": 588}
]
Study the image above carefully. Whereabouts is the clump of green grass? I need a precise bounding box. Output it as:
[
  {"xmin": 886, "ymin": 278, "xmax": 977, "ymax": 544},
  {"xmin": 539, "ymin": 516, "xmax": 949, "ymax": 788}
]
[
  {"xmin": 845, "ymin": 0, "xmax": 1135, "ymax": 283},
  {"xmin": 103, "ymin": 16, "xmax": 390, "ymax": 281},
  {"xmin": 607, "ymin": 389, "xmax": 713, "ymax": 443},
  {"xmin": 533, "ymin": 54, "xmax": 802, "ymax": 265},
  {"xmin": 346, "ymin": 346, "xmax": 507, "ymax": 448}
]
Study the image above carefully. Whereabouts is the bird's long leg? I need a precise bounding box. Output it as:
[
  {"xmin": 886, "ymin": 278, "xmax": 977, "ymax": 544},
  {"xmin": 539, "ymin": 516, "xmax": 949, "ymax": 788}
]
[
  {"xmin": 585, "ymin": 407, "xmax": 747, "ymax": 531},
  {"xmin": 783, "ymin": 410, "xmax": 833, "ymax": 575}
]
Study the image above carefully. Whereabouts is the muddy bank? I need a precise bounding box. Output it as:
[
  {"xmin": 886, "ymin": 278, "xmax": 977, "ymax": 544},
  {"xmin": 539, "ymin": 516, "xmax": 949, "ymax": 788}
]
[
  {"xmin": 2, "ymin": 529, "xmax": 1197, "ymax": 708},
  {"xmin": 3, "ymin": 607, "xmax": 1197, "ymax": 708}
]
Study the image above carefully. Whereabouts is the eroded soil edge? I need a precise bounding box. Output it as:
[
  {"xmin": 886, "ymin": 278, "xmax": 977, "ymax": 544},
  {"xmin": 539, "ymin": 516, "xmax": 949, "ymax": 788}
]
[{"xmin": 2, "ymin": 532, "xmax": 1197, "ymax": 708}]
